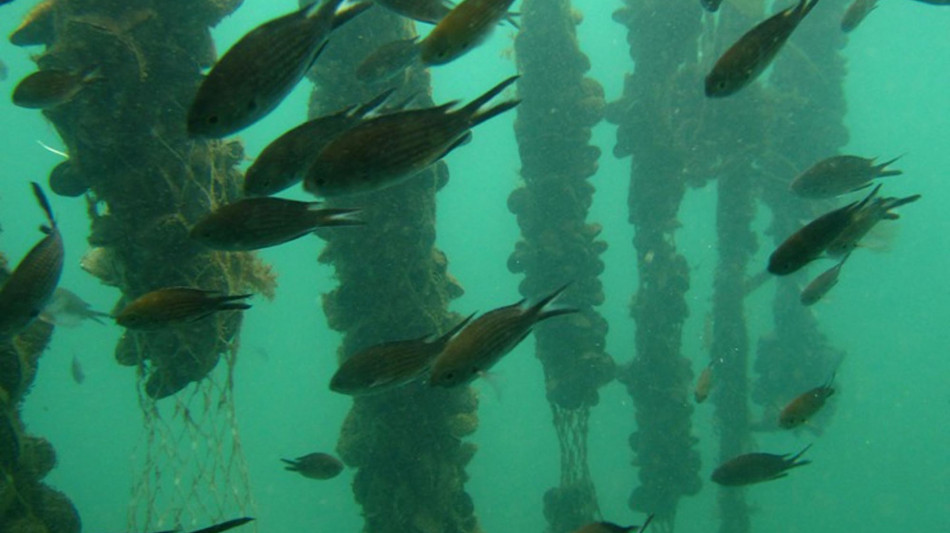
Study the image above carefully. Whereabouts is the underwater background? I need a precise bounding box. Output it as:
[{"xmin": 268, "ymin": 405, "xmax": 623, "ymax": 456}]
[{"xmin": 0, "ymin": 0, "xmax": 948, "ymax": 532}]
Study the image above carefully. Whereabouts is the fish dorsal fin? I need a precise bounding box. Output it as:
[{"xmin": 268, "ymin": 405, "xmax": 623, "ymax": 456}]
[{"xmin": 31, "ymin": 181, "xmax": 56, "ymax": 227}]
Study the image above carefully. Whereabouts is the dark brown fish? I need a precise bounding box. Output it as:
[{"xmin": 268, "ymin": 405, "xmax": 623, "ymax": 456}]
[
  {"xmin": 305, "ymin": 75, "xmax": 519, "ymax": 197},
  {"xmin": 186, "ymin": 0, "xmax": 371, "ymax": 138},
  {"xmin": 700, "ymin": 0, "xmax": 724, "ymax": 12},
  {"xmin": 789, "ymin": 155, "xmax": 902, "ymax": 198},
  {"xmin": 779, "ymin": 374, "xmax": 835, "ymax": 428},
  {"xmin": 841, "ymin": 0, "xmax": 879, "ymax": 32},
  {"xmin": 330, "ymin": 313, "xmax": 473, "ymax": 395},
  {"xmin": 243, "ymin": 90, "xmax": 395, "ymax": 197},
  {"xmin": 573, "ymin": 514, "xmax": 654, "ymax": 533},
  {"xmin": 0, "ymin": 183, "xmax": 64, "ymax": 338},
  {"xmin": 711, "ymin": 445, "xmax": 812, "ymax": 486},
  {"xmin": 40, "ymin": 287, "xmax": 110, "ymax": 326},
  {"xmin": 281, "ymin": 452, "xmax": 344, "ymax": 480},
  {"xmin": 767, "ymin": 185, "xmax": 879, "ymax": 275},
  {"xmin": 825, "ymin": 191, "xmax": 920, "ymax": 258},
  {"xmin": 705, "ymin": 0, "xmax": 820, "ymax": 97},
  {"xmin": 190, "ymin": 197, "xmax": 362, "ymax": 251},
  {"xmin": 185, "ymin": 517, "xmax": 255, "ymax": 533},
  {"xmin": 356, "ymin": 36, "xmax": 420, "ymax": 84},
  {"xmin": 12, "ymin": 66, "xmax": 103, "ymax": 109},
  {"xmin": 114, "ymin": 288, "xmax": 251, "ymax": 329},
  {"xmin": 420, "ymin": 0, "xmax": 515, "ymax": 65},
  {"xmin": 48, "ymin": 161, "xmax": 90, "ymax": 198},
  {"xmin": 694, "ymin": 363, "xmax": 715, "ymax": 404},
  {"xmin": 8, "ymin": 0, "xmax": 56, "ymax": 47},
  {"xmin": 375, "ymin": 0, "xmax": 453, "ymax": 24},
  {"xmin": 800, "ymin": 254, "xmax": 849, "ymax": 306},
  {"xmin": 429, "ymin": 284, "xmax": 576, "ymax": 388}
]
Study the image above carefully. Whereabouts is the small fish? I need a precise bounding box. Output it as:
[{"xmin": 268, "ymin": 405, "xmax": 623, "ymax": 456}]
[
  {"xmin": 187, "ymin": 0, "xmax": 372, "ymax": 138},
  {"xmin": 420, "ymin": 0, "xmax": 516, "ymax": 66},
  {"xmin": 0, "ymin": 183, "xmax": 64, "ymax": 338},
  {"xmin": 8, "ymin": 0, "xmax": 56, "ymax": 47},
  {"xmin": 573, "ymin": 514, "xmax": 654, "ymax": 533},
  {"xmin": 330, "ymin": 313, "xmax": 474, "ymax": 395},
  {"xmin": 799, "ymin": 254, "xmax": 849, "ymax": 306},
  {"xmin": 789, "ymin": 155, "xmax": 902, "ymax": 199},
  {"xmin": 243, "ymin": 90, "xmax": 395, "ymax": 197},
  {"xmin": 114, "ymin": 287, "xmax": 251, "ymax": 329},
  {"xmin": 355, "ymin": 36, "xmax": 421, "ymax": 84},
  {"xmin": 700, "ymin": 0, "xmax": 724, "ymax": 11},
  {"xmin": 767, "ymin": 185, "xmax": 878, "ymax": 275},
  {"xmin": 779, "ymin": 374, "xmax": 835, "ymax": 428},
  {"xmin": 305, "ymin": 75, "xmax": 519, "ymax": 197},
  {"xmin": 824, "ymin": 191, "xmax": 920, "ymax": 258},
  {"xmin": 155, "ymin": 517, "xmax": 255, "ymax": 533},
  {"xmin": 705, "ymin": 0, "xmax": 821, "ymax": 97},
  {"xmin": 0, "ymin": 58, "xmax": 7, "ymax": 82},
  {"xmin": 711, "ymin": 445, "xmax": 812, "ymax": 486},
  {"xmin": 375, "ymin": 0, "xmax": 454, "ymax": 24},
  {"xmin": 281, "ymin": 452, "xmax": 344, "ymax": 480},
  {"xmin": 39, "ymin": 287, "xmax": 110, "ymax": 326},
  {"xmin": 694, "ymin": 363, "xmax": 715, "ymax": 404},
  {"xmin": 70, "ymin": 354, "xmax": 85, "ymax": 384},
  {"xmin": 190, "ymin": 197, "xmax": 362, "ymax": 251},
  {"xmin": 429, "ymin": 284, "xmax": 577, "ymax": 388},
  {"xmin": 48, "ymin": 161, "xmax": 90, "ymax": 198},
  {"xmin": 12, "ymin": 66, "xmax": 103, "ymax": 109},
  {"xmin": 841, "ymin": 0, "xmax": 879, "ymax": 32}
]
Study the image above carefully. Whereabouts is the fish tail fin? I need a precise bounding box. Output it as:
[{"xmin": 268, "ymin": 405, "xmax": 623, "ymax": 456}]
[
  {"xmin": 788, "ymin": 443, "xmax": 813, "ymax": 465},
  {"xmin": 331, "ymin": 1, "xmax": 373, "ymax": 29},
  {"xmin": 31, "ymin": 182, "xmax": 57, "ymax": 227},
  {"xmin": 884, "ymin": 193, "xmax": 921, "ymax": 211},
  {"xmin": 460, "ymin": 75, "xmax": 520, "ymax": 121},
  {"xmin": 308, "ymin": 206, "xmax": 365, "ymax": 227},
  {"xmin": 854, "ymin": 183, "xmax": 882, "ymax": 210},
  {"xmin": 640, "ymin": 513, "xmax": 655, "ymax": 532},
  {"xmin": 436, "ymin": 312, "xmax": 476, "ymax": 344},
  {"xmin": 502, "ymin": 12, "xmax": 521, "ymax": 29},
  {"xmin": 469, "ymin": 99, "xmax": 521, "ymax": 129},
  {"xmin": 212, "ymin": 293, "xmax": 252, "ymax": 310},
  {"xmin": 353, "ymin": 88, "xmax": 397, "ymax": 117},
  {"xmin": 530, "ymin": 282, "xmax": 576, "ymax": 321},
  {"xmin": 873, "ymin": 154, "xmax": 904, "ymax": 177}
]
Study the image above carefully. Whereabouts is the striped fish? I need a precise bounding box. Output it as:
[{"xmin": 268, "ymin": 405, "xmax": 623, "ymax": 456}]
[
  {"xmin": 114, "ymin": 288, "xmax": 251, "ymax": 329},
  {"xmin": 304, "ymin": 75, "xmax": 520, "ymax": 197},
  {"xmin": 330, "ymin": 313, "xmax": 474, "ymax": 395},
  {"xmin": 190, "ymin": 197, "xmax": 362, "ymax": 251},
  {"xmin": 244, "ymin": 90, "xmax": 395, "ymax": 197},
  {"xmin": 789, "ymin": 155, "xmax": 902, "ymax": 199},
  {"xmin": 186, "ymin": 0, "xmax": 372, "ymax": 138},
  {"xmin": 375, "ymin": 0, "xmax": 454, "ymax": 24},
  {"xmin": 0, "ymin": 182, "xmax": 64, "ymax": 338},
  {"xmin": 355, "ymin": 36, "xmax": 421, "ymax": 84},
  {"xmin": 419, "ymin": 0, "xmax": 515, "ymax": 66},
  {"xmin": 429, "ymin": 284, "xmax": 576, "ymax": 388}
]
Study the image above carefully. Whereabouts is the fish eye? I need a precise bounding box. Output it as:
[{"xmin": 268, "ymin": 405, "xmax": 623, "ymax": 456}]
[
  {"xmin": 717, "ymin": 80, "xmax": 727, "ymax": 90},
  {"xmin": 208, "ymin": 115, "xmax": 219, "ymax": 124},
  {"xmin": 444, "ymin": 372, "xmax": 455, "ymax": 381}
]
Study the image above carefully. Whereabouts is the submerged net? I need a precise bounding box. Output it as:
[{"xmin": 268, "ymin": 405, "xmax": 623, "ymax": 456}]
[{"xmin": 128, "ymin": 346, "xmax": 255, "ymax": 533}]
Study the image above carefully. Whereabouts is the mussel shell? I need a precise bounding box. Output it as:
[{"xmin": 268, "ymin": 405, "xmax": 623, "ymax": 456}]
[{"xmin": 48, "ymin": 161, "xmax": 89, "ymax": 197}]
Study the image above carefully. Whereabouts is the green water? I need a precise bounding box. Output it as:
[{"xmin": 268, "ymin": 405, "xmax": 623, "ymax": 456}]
[{"xmin": 0, "ymin": 1, "xmax": 948, "ymax": 532}]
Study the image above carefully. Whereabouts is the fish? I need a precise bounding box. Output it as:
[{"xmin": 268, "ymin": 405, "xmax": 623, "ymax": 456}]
[
  {"xmin": 8, "ymin": 0, "xmax": 56, "ymax": 47},
  {"xmin": 824, "ymin": 191, "xmax": 921, "ymax": 258},
  {"xmin": 152, "ymin": 517, "xmax": 255, "ymax": 533},
  {"xmin": 572, "ymin": 515, "xmax": 654, "ymax": 533},
  {"xmin": 420, "ymin": 0, "xmax": 516, "ymax": 66},
  {"xmin": 186, "ymin": 0, "xmax": 372, "ymax": 138},
  {"xmin": 243, "ymin": 90, "xmax": 395, "ymax": 197},
  {"xmin": 429, "ymin": 284, "xmax": 577, "ymax": 388},
  {"xmin": 908, "ymin": 0, "xmax": 950, "ymax": 4},
  {"xmin": 705, "ymin": 0, "xmax": 821, "ymax": 97},
  {"xmin": 48, "ymin": 161, "xmax": 90, "ymax": 198},
  {"xmin": 281, "ymin": 452, "xmax": 344, "ymax": 480},
  {"xmin": 0, "ymin": 183, "xmax": 64, "ymax": 339},
  {"xmin": 189, "ymin": 197, "xmax": 362, "ymax": 251},
  {"xmin": 305, "ymin": 75, "xmax": 520, "ymax": 197},
  {"xmin": 0, "ymin": 58, "xmax": 7, "ymax": 82},
  {"xmin": 70, "ymin": 354, "xmax": 85, "ymax": 384},
  {"xmin": 694, "ymin": 363, "xmax": 715, "ymax": 403},
  {"xmin": 330, "ymin": 313, "xmax": 474, "ymax": 395},
  {"xmin": 799, "ymin": 253, "xmax": 849, "ymax": 306},
  {"xmin": 711, "ymin": 445, "xmax": 812, "ymax": 486},
  {"xmin": 767, "ymin": 185, "xmax": 879, "ymax": 275},
  {"xmin": 114, "ymin": 288, "xmax": 251, "ymax": 329},
  {"xmin": 39, "ymin": 287, "xmax": 110, "ymax": 326},
  {"xmin": 700, "ymin": 0, "xmax": 724, "ymax": 11},
  {"xmin": 376, "ymin": 0, "xmax": 454, "ymax": 23},
  {"xmin": 789, "ymin": 155, "xmax": 902, "ymax": 199},
  {"xmin": 356, "ymin": 36, "xmax": 421, "ymax": 84},
  {"xmin": 779, "ymin": 375, "xmax": 835, "ymax": 428},
  {"xmin": 841, "ymin": 0, "xmax": 879, "ymax": 32},
  {"xmin": 12, "ymin": 66, "xmax": 104, "ymax": 109}
]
